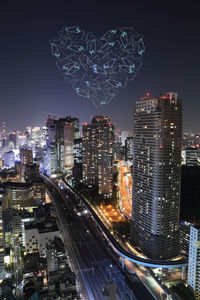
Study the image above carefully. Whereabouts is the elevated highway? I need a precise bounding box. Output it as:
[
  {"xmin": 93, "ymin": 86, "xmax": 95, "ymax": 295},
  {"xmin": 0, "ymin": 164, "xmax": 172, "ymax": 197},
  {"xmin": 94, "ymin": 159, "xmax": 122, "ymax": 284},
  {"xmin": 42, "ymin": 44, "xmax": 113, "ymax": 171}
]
[{"xmin": 42, "ymin": 174, "xmax": 188, "ymax": 269}]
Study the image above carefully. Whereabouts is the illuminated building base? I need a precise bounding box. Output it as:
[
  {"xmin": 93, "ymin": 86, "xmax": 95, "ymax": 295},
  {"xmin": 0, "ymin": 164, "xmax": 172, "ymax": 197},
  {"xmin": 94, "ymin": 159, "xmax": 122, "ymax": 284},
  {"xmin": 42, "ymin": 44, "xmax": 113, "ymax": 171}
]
[{"xmin": 131, "ymin": 221, "xmax": 180, "ymax": 260}]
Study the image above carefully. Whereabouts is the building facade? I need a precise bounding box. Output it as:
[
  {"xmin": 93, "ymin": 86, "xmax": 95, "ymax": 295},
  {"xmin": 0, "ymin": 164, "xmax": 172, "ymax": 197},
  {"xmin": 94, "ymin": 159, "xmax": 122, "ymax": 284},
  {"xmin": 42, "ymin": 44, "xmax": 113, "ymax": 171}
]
[
  {"xmin": 82, "ymin": 116, "xmax": 114, "ymax": 198},
  {"xmin": 25, "ymin": 222, "xmax": 60, "ymax": 257},
  {"xmin": 3, "ymin": 151, "xmax": 15, "ymax": 169},
  {"xmin": 131, "ymin": 92, "xmax": 182, "ymax": 259},
  {"xmin": 185, "ymin": 148, "xmax": 200, "ymax": 166},
  {"xmin": 125, "ymin": 136, "xmax": 134, "ymax": 162},
  {"xmin": 188, "ymin": 225, "xmax": 200, "ymax": 299},
  {"xmin": 73, "ymin": 137, "xmax": 83, "ymax": 181},
  {"xmin": 46, "ymin": 115, "xmax": 78, "ymax": 174}
]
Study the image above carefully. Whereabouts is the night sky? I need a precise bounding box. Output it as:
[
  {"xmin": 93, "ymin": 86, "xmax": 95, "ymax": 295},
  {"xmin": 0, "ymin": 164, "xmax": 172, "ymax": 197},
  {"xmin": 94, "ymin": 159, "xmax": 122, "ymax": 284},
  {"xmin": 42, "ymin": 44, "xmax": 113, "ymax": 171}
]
[{"xmin": 1, "ymin": 0, "xmax": 200, "ymax": 132}]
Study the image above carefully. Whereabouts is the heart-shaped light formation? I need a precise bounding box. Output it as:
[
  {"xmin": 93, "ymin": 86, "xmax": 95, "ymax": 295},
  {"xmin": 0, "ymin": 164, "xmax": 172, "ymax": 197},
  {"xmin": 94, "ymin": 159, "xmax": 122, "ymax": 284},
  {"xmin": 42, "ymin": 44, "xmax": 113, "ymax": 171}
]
[{"xmin": 50, "ymin": 26, "xmax": 145, "ymax": 107}]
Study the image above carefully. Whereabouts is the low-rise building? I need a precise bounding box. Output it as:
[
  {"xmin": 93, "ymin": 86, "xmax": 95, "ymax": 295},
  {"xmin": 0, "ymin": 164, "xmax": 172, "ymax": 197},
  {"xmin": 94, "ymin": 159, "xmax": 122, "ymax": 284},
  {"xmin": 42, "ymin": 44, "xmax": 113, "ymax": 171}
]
[
  {"xmin": 186, "ymin": 148, "xmax": 200, "ymax": 166},
  {"xmin": 25, "ymin": 220, "xmax": 59, "ymax": 257}
]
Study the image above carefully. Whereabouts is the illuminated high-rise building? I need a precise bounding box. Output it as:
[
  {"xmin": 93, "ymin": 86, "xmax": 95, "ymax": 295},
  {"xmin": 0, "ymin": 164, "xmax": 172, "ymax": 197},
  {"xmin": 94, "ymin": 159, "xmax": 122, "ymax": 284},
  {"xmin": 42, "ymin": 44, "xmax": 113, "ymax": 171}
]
[
  {"xmin": 45, "ymin": 116, "xmax": 58, "ymax": 176},
  {"xmin": 20, "ymin": 149, "xmax": 33, "ymax": 165},
  {"xmin": 8, "ymin": 132, "xmax": 17, "ymax": 150},
  {"xmin": 185, "ymin": 148, "xmax": 200, "ymax": 166},
  {"xmin": 17, "ymin": 134, "xmax": 27, "ymax": 149},
  {"xmin": 82, "ymin": 116, "xmax": 114, "ymax": 198},
  {"xmin": 44, "ymin": 146, "xmax": 58, "ymax": 177},
  {"xmin": 3, "ymin": 151, "xmax": 15, "ymax": 168},
  {"xmin": 46, "ymin": 115, "xmax": 57, "ymax": 147},
  {"xmin": 46, "ymin": 115, "xmax": 77, "ymax": 173},
  {"xmin": 73, "ymin": 138, "xmax": 82, "ymax": 181},
  {"xmin": 66, "ymin": 116, "xmax": 79, "ymax": 139},
  {"xmin": 131, "ymin": 92, "xmax": 182, "ymax": 259},
  {"xmin": 56, "ymin": 117, "xmax": 74, "ymax": 172},
  {"xmin": 188, "ymin": 225, "xmax": 200, "ymax": 300},
  {"xmin": 125, "ymin": 136, "xmax": 134, "ymax": 162},
  {"xmin": 1, "ymin": 122, "xmax": 6, "ymax": 149}
]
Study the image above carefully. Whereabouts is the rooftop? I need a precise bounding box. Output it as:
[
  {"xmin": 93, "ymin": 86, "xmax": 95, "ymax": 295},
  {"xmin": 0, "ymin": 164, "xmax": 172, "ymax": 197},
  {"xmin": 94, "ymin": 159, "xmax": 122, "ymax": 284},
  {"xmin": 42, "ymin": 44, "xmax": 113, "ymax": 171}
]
[{"xmin": 25, "ymin": 220, "xmax": 59, "ymax": 233}]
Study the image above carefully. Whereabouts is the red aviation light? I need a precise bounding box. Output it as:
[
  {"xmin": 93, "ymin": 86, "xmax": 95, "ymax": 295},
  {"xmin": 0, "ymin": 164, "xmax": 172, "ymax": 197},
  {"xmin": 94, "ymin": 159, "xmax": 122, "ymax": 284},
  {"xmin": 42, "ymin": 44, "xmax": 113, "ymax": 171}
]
[{"xmin": 146, "ymin": 92, "xmax": 150, "ymax": 97}]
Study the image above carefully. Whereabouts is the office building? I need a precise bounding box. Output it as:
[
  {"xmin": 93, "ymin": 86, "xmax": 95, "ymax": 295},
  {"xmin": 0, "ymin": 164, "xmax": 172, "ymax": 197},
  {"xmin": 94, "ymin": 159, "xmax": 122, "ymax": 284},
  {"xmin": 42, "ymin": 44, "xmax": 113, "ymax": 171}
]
[
  {"xmin": 56, "ymin": 117, "xmax": 74, "ymax": 172},
  {"xmin": 121, "ymin": 130, "xmax": 130, "ymax": 146},
  {"xmin": 17, "ymin": 134, "xmax": 27, "ymax": 148},
  {"xmin": 45, "ymin": 116, "xmax": 58, "ymax": 175},
  {"xmin": 3, "ymin": 151, "xmax": 15, "ymax": 169},
  {"xmin": 185, "ymin": 148, "xmax": 200, "ymax": 166},
  {"xmin": 43, "ymin": 146, "xmax": 58, "ymax": 177},
  {"xmin": 66, "ymin": 116, "xmax": 79, "ymax": 139},
  {"xmin": 46, "ymin": 115, "xmax": 77, "ymax": 173},
  {"xmin": 125, "ymin": 136, "xmax": 134, "ymax": 162},
  {"xmin": 131, "ymin": 92, "xmax": 182, "ymax": 259},
  {"xmin": 46, "ymin": 115, "xmax": 57, "ymax": 147},
  {"xmin": 25, "ymin": 221, "xmax": 60, "ymax": 257},
  {"xmin": 20, "ymin": 149, "xmax": 33, "ymax": 165},
  {"xmin": 188, "ymin": 225, "xmax": 200, "ymax": 299},
  {"xmin": 24, "ymin": 163, "xmax": 40, "ymax": 182},
  {"xmin": 8, "ymin": 132, "xmax": 17, "ymax": 150},
  {"xmin": 82, "ymin": 116, "xmax": 114, "ymax": 197},
  {"xmin": 73, "ymin": 137, "xmax": 83, "ymax": 181},
  {"xmin": 2, "ymin": 182, "xmax": 35, "ymax": 210},
  {"xmin": 31, "ymin": 127, "xmax": 42, "ymax": 146},
  {"xmin": 63, "ymin": 122, "xmax": 74, "ymax": 170},
  {"xmin": 179, "ymin": 224, "xmax": 190, "ymax": 254}
]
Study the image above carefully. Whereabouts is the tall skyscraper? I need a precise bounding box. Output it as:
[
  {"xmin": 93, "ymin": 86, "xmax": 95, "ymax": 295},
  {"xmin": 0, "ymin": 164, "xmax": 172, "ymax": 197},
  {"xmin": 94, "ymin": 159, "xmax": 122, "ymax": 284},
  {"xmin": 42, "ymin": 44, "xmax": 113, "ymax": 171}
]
[
  {"xmin": 1, "ymin": 122, "xmax": 6, "ymax": 149},
  {"xmin": 65, "ymin": 116, "xmax": 80, "ymax": 140},
  {"xmin": 125, "ymin": 136, "xmax": 134, "ymax": 162},
  {"xmin": 82, "ymin": 116, "xmax": 114, "ymax": 198},
  {"xmin": 188, "ymin": 225, "xmax": 200, "ymax": 300},
  {"xmin": 46, "ymin": 115, "xmax": 78, "ymax": 174},
  {"xmin": 45, "ymin": 116, "xmax": 58, "ymax": 176},
  {"xmin": 44, "ymin": 146, "xmax": 57, "ymax": 176},
  {"xmin": 8, "ymin": 132, "xmax": 17, "ymax": 150},
  {"xmin": 63, "ymin": 122, "xmax": 74, "ymax": 170},
  {"xmin": 46, "ymin": 115, "xmax": 57, "ymax": 147},
  {"xmin": 131, "ymin": 92, "xmax": 182, "ymax": 259},
  {"xmin": 56, "ymin": 117, "xmax": 74, "ymax": 172},
  {"xmin": 73, "ymin": 138, "xmax": 83, "ymax": 181},
  {"xmin": 3, "ymin": 151, "xmax": 15, "ymax": 168}
]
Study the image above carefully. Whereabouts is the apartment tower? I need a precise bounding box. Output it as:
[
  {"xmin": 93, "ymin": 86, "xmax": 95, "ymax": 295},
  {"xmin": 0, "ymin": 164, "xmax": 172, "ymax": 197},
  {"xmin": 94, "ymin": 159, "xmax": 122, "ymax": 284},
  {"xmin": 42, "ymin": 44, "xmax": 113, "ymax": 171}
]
[
  {"xmin": 82, "ymin": 116, "xmax": 114, "ymax": 198},
  {"xmin": 131, "ymin": 92, "xmax": 182, "ymax": 259}
]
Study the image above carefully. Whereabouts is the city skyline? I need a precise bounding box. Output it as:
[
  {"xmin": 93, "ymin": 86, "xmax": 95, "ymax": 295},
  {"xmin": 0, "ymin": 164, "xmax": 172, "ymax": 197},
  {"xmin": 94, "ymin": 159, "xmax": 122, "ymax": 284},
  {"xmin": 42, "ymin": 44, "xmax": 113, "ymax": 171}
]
[
  {"xmin": 1, "ymin": 1, "xmax": 200, "ymax": 299},
  {"xmin": 1, "ymin": 0, "xmax": 200, "ymax": 132},
  {"xmin": 0, "ymin": 112, "xmax": 199, "ymax": 299}
]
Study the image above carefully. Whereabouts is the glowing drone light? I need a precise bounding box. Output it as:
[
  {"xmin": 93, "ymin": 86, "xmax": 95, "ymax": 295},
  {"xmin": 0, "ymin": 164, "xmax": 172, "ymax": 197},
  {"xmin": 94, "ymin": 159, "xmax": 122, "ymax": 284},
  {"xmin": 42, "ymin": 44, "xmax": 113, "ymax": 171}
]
[{"xmin": 50, "ymin": 26, "xmax": 145, "ymax": 107}]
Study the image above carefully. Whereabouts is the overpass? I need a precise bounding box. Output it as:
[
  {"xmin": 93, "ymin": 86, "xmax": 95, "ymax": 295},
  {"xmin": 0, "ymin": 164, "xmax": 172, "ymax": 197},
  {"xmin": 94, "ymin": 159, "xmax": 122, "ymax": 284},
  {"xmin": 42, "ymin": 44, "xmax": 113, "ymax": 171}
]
[{"xmin": 42, "ymin": 174, "xmax": 188, "ymax": 269}]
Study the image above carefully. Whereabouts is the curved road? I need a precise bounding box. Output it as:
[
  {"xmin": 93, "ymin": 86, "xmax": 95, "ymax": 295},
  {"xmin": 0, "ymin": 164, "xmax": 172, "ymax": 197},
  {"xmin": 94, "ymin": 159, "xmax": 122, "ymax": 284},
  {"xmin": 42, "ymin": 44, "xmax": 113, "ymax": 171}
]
[{"xmin": 42, "ymin": 174, "xmax": 188, "ymax": 269}]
